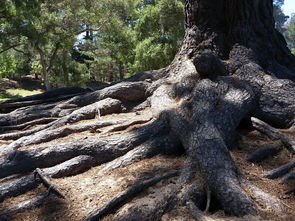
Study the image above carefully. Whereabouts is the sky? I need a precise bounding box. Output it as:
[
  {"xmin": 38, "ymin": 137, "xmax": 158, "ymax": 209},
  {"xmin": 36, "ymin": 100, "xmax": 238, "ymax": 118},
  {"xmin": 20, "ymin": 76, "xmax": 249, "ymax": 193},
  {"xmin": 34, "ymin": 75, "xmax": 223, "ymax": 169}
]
[{"xmin": 282, "ymin": 0, "xmax": 295, "ymax": 17}]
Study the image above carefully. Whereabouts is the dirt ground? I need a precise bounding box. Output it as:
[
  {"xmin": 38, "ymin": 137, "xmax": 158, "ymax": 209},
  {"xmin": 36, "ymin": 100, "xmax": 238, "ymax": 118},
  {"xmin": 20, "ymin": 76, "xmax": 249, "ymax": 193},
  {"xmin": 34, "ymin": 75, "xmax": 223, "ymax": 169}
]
[
  {"xmin": 0, "ymin": 110, "xmax": 294, "ymax": 221},
  {"xmin": 0, "ymin": 77, "xmax": 294, "ymax": 220}
]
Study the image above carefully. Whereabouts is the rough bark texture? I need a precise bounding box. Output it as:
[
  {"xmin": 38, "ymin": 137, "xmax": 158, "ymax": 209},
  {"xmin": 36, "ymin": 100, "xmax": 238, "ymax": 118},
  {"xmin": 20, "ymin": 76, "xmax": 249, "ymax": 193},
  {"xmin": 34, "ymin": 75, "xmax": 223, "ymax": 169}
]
[
  {"xmin": 252, "ymin": 117, "xmax": 295, "ymax": 153},
  {"xmin": 266, "ymin": 159, "xmax": 295, "ymax": 179},
  {"xmin": 246, "ymin": 143, "xmax": 281, "ymax": 163},
  {"xmin": 0, "ymin": 193, "xmax": 56, "ymax": 220},
  {"xmin": 0, "ymin": 0, "xmax": 295, "ymax": 219},
  {"xmin": 85, "ymin": 171, "xmax": 180, "ymax": 221}
]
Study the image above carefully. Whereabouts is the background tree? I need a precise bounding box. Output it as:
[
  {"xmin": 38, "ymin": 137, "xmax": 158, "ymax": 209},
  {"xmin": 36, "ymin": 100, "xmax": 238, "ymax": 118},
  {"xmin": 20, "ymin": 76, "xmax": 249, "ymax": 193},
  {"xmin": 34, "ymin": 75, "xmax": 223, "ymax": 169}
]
[
  {"xmin": 131, "ymin": 0, "xmax": 184, "ymax": 73},
  {"xmin": 0, "ymin": 0, "xmax": 185, "ymax": 87},
  {"xmin": 273, "ymin": 0, "xmax": 289, "ymax": 32},
  {"xmin": 284, "ymin": 14, "xmax": 295, "ymax": 54},
  {"xmin": 1, "ymin": 0, "xmax": 295, "ymax": 220},
  {"xmin": 1, "ymin": 0, "xmax": 291, "ymax": 88}
]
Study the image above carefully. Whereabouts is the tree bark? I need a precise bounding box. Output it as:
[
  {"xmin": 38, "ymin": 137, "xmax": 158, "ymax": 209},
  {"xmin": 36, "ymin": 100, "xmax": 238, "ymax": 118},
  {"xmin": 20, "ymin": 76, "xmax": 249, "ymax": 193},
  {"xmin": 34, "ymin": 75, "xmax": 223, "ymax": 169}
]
[{"xmin": 1, "ymin": 0, "xmax": 295, "ymax": 219}]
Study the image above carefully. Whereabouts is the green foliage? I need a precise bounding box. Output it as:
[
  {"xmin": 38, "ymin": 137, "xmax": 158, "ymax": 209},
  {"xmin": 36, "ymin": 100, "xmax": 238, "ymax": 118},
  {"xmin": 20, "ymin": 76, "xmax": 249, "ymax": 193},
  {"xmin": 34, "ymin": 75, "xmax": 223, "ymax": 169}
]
[
  {"xmin": 284, "ymin": 14, "xmax": 295, "ymax": 54},
  {"xmin": 273, "ymin": 0, "xmax": 289, "ymax": 33},
  {"xmin": 0, "ymin": 53, "xmax": 18, "ymax": 78},
  {"xmin": 132, "ymin": 36, "xmax": 174, "ymax": 72},
  {"xmin": 0, "ymin": 52, "xmax": 29, "ymax": 78},
  {"xmin": 0, "ymin": 0, "xmax": 185, "ymax": 87},
  {"xmin": 78, "ymin": 0, "xmax": 184, "ymax": 81},
  {"xmin": 131, "ymin": 0, "xmax": 184, "ymax": 73},
  {"xmin": 51, "ymin": 60, "xmax": 89, "ymax": 88}
]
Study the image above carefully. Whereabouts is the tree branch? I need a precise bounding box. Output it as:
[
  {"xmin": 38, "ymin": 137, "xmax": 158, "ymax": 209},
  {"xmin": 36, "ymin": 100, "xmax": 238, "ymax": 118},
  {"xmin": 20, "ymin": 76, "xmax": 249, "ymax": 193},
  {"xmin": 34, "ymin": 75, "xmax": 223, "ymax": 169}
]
[{"xmin": 0, "ymin": 44, "xmax": 23, "ymax": 54}]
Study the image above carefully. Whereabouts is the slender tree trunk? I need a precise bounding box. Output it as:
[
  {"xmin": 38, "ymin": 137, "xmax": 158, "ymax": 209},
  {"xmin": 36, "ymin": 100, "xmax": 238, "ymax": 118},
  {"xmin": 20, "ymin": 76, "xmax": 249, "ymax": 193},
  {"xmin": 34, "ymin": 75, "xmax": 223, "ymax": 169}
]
[
  {"xmin": 36, "ymin": 46, "xmax": 52, "ymax": 91},
  {"xmin": 118, "ymin": 61, "xmax": 124, "ymax": 80}
]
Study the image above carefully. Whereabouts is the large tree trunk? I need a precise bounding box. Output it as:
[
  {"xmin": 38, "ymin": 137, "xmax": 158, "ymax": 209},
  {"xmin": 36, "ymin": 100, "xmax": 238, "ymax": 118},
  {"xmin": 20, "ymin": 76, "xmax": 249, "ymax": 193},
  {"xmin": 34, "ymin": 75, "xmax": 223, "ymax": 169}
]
[{"xmin": 1, "ymin": 0, "xmax": 295, "ymax": 220}]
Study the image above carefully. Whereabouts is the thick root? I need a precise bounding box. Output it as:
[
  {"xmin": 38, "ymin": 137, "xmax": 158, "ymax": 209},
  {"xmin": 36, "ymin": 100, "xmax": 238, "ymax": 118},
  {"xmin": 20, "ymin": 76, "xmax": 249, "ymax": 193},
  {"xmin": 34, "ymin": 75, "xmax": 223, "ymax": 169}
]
[
  {"xmin": 85, "ymin": 170, "xmax": 179, "ymax": 221},
  {"xmin": 0, "ymin": 117, "xmax": 57, "ymax": 134},
  {"xmin": 0, "ymin": 174, "xmax": 38, "ymax": 203},
  {"xmin": 100, "ymin": 135, "xmax": 182, "ymax": 173},
  {"xmin": 66, "ymin": 81, "xmax": 150, "ymax": 107},
  {"xmin": 0, "ymin": 98, "xmax": 123, "ymax": 141},
  {"xmin": 266, "ymin": 158, "xmax": 295, "ymax": 179},
  {"xmin": 0, "ymin": 155, "xmax": 94, "ymax": 202},
  {"xmin": 0, "ymin": 81, "xmax": 149, "ymax": 130},
  {"xmin": 242, "ymin": 178, "xmax": 285, "ymax": 214},
  {"xmin": 4, "ymin": 116, "xmax": 150, "ymax": 154},
  {"xmin": 158, "ymin": 77, "xmax": 258, "ymax": 216},
  {"xmin": 246, "ymin": 143, "xmax": 281, "ymax": 163},
  {"xmin": 0, "ymin": 52, "xmax": 295, "ymax": 220},
  {"xmin": 0, "ymin": 193, "xmax": 56, "ymax": 220},
  {"xmin": 0, "ymin": 120, "xmax": 166, "ymax": 178},
  {"xmin": 278, "ymin": 170, "xmax": 295, "ymax": 184},
  {"xmin": 0, "ymin": 122, "xmax": 56, "ymax": 141},
  {"xmin": 251, "ymin": 117, "xmax": 295, "ymax": 153},
  {"xmin": 253, "ymin": 78, "xmax": 295, "ymax": 128}
]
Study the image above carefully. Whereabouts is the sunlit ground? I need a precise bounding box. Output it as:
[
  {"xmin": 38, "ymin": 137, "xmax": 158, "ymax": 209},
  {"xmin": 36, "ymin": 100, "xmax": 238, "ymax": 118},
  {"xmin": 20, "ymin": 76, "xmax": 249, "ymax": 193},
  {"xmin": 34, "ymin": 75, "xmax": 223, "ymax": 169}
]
[{"xmin": 0, "ymin": 88, "xmax": 43, "ymax": 101}]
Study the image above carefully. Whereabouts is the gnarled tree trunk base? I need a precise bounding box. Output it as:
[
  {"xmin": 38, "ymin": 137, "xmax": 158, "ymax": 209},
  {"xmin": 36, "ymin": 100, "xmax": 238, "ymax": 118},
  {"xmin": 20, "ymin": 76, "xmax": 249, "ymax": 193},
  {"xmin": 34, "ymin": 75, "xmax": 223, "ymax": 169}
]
[{"xmin": 1, "ymin": 0, "xmax": 295, "ymax": 219}]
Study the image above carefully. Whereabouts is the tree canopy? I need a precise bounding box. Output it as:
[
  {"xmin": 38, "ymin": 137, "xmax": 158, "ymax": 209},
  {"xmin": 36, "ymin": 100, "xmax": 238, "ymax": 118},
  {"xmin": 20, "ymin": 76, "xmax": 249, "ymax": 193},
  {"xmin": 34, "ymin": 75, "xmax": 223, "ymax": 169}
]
[
  {"xmin": 0, "ymin": 0, "xmax": 295, "ymax": 220},
  {"xmin": 0, "ymin": 0, "xmax": 184, "ymax": 89},
  {"xmin": 1, "ymin": 0, "xmax": 294, "ymax": 89}
]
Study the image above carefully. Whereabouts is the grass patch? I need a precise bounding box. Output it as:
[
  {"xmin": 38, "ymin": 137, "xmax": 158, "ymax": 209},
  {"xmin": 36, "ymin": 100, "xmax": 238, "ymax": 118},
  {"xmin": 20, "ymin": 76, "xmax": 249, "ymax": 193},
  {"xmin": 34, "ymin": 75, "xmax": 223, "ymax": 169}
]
[{"xmin": 0, "ymin": 88, "xmax": 43, "ymax": 101}]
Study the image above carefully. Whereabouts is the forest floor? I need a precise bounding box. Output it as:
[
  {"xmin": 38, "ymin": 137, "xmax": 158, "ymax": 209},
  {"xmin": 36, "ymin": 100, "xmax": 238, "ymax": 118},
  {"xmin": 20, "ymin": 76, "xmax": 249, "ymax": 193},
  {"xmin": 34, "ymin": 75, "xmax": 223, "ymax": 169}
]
[
  {"xmin": 0, "ymin": 76, "xmax": 43, "ymax": 101},
  {"xmin": 0, "ymin": 78, "xmax": 294, "ymax": 221}
]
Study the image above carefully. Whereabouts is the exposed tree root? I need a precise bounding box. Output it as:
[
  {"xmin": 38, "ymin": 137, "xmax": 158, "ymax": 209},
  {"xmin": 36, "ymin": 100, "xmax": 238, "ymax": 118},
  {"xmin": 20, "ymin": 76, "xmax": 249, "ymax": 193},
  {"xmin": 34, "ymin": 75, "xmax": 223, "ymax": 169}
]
[
  {"xmin": 187, "ymin": 200, "xmax": 215, "ymax": 221},
  {"xmin": 246, "ymin": 143, "xmax": 281, "ymax": 163},
  {"xmin": 0, "ymin": 102, "xmax": 71, "ymax": 128},
  {"xmin": 155, "ymin": 76, "xmax": 258, "ymax": 216},
  {"xmin": 253, "ymin": 78, "xmax": 295, "ymax": 128},
  {"xmin": 64, "ymin": 81, "xmax": 150, "ymax": 107},
  {"xmin": 101, "ymin": 118, "xmax": 152, "ymax": 134},
  {"xmin": 0, "ymin": 93, "xmax": 82, "ymax": 114},
  {"xmin": 0, "ymin": 98, "xmax": 123, "ymax": 142},
  {"xmin": 0, "ymin": 122, "xmax": 56, "ymax": 141},
  {"xmin": 100, "ymin": 135, "xmax": 182, "ymax": 173},
  {"xmin": 266, "ymin": 158, "xmax": 295, "ymax": 179},
  {"xmin": 41, "ymin": 155, "xmax": 95, "ymax": 178},
  {"xmin": 0, "ymin": 86, "xmax": 90, "ymax": 113},
  {"xmin": 0, "ymin": 81, "xmax": 149, "ymax": 130},
  {"xmin": 48, "ymin": 98, "xmax": 123, "ymax": 129},
  {"xmin": 251, "ymin": 117, "xmax": 295, "ymax": 153},
  {"xmin": 0, "ymin": 174, "xmax": 38, "ymax": 203},
  {"xmin": 0, "ymin": 193, "xmax": 56, "ymax": 220},
  {"xmin": 0, "ymin": 86, "xmax": 90, "ymax": 105},
  {"xmin": 1, "ymin": 65, "xmax": 294, "ymax": 219},
  {"xmin": 34, "ymin": 168, "xmax": 65, "ymax": 199},
  {"xmin": 278, "ymin": 171, "xmax": 295, "ymax": 184},
  {"xmin": 3, "ymin": 116, "xmax": 151, "ymax": 155},
  {"xmin": 0, "ymin": 155, "xmax": 94, "ymax": 202},
  {"xmin": 0, "ymin": 120, "xmax": 166, "ymax": 178},
  {"xmin": 241, "ymin": 178, "xmax": 285, "ymax": 214},
  {"xmin": 112, "ymin": 176, "xmax": 188, "ymax": 221},
  {"xmin": 1, "ymin": 4, "xmax": 295, "ymax": 218},
  {"xmin": 85, "ymin": 170, "xmax": 180, "ymax": 221},
  {"xmin": 0, "ymin": 117, "xmax": 58, "ymax": 134}
]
